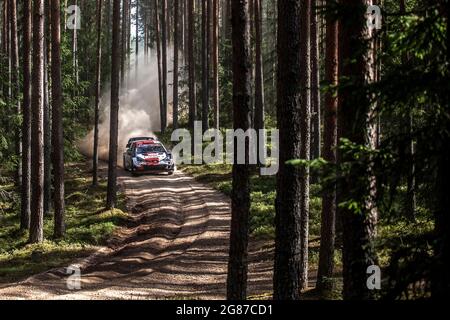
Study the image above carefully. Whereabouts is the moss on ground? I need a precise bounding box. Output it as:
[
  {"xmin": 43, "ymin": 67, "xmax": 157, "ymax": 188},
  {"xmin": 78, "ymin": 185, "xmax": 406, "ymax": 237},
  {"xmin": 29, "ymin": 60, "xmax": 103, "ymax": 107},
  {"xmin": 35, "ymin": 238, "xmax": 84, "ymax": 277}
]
[{"xmin": 0, "ymin": 162, "xmax": 129, "ymax": 283}]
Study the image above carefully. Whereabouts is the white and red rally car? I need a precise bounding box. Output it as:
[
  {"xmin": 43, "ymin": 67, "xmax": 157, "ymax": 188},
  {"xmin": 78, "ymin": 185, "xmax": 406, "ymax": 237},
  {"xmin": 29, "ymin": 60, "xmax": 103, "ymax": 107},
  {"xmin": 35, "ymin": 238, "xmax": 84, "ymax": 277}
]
[{"xmin": 123, "ymin": 139, "xmax": 175, "ymax": 175}]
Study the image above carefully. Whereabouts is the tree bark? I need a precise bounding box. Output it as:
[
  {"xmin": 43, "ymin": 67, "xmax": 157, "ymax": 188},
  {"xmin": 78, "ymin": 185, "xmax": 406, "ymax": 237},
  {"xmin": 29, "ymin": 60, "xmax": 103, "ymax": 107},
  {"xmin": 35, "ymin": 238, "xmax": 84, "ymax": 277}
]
[
  {"xmin": 9, "ymin": 0, "xmax": 21, "ymax": 188},
  {"xmin": 201, "ymin": 0, "xmax": 210, "ymax": 131},
  {"xmin": 50, "ymin": 0, "xmax": 66, "ymax": 238},
  {"xmin": 173, "ymin": 0, "xmax": 179, "ymax": 129},
  {"xmin": 106, "ymin": 0, "xmax": 121, "ymax": 210},
  {"xmin": 254, "ymin": 0, "xmax": 264, "ymax": 162},
  {"xmin": 338, "ymin": 0, "xmax": 377, "ymax": 300},
  {"xmin": 93, "ymin": 0, "xmax": 103, "ymax": 186},
  {"xmin": 317, "ymin": 0, "xmax": 338, "ymax": 293},
  {"xmin": 160, "ymin": 0, "xmax": 168, "ymax": 132},
  {"xmin": 30, "ymin": 0, "xmax": 45, "ymax": 244},
  {"xmin": 274, "ymin": 0, "xmax": 304, "ymax": 300},
  {"xmin": 212, "ymin": 0, "xmax": 219, "ymax": 130},
  {"xmin": 188, "ymin": 0, "xmax": 196, "ymax": 132},
  {"xmin": 121, "ymin": 0, "xmax": 128, "ymax": 87},
  {"xmin": 43, "ymin": 2, "xmax": 52, "ymax": 217},
  {"xmin": 299, "ymin": 0, "xmax": 311, "ymax": 292},
  {"xmin": 227, "ymin": 0, "xmax": 251, "ymax": 300},
  {"xmin": 135, "ymin": 0, "xmax": 139, "ymax": 78},
  {"xmin": 311, "ymin": 0, "xmax": 321, "ymax": 173},
  {"xmin": 432, "ymin": 0, "xmax": 450, "ymax": 299},
  {"xmin": 20, "ymin": 0, "xmax": 32, "ymax": 231},
  {"xmin": 154, "ymin": 0, "xmax": 164, "ymax": 129}
]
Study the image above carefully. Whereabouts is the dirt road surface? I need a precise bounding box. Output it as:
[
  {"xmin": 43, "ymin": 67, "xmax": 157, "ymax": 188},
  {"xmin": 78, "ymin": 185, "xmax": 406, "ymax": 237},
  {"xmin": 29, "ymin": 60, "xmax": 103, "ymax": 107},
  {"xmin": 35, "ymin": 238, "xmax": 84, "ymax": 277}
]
[{"xmin": 0, "ymin": 169, "xmax": 273, "ymax": 300}]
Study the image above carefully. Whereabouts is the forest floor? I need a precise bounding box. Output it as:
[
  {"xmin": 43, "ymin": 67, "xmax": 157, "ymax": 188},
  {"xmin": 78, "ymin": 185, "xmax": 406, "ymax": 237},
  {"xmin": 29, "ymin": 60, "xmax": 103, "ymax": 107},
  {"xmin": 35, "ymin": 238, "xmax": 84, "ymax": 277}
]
[{"xmin": 0, "ymin": 164, "xmax": 278, "ymax": 300}]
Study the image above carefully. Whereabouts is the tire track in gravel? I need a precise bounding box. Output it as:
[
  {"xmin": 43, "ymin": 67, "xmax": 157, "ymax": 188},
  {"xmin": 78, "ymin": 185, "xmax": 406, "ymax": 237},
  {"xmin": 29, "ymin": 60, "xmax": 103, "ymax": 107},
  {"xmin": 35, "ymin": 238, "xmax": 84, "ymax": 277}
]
[{"xmin": 0, "ymin": 168, "xmax": 273, "ymax": 300}]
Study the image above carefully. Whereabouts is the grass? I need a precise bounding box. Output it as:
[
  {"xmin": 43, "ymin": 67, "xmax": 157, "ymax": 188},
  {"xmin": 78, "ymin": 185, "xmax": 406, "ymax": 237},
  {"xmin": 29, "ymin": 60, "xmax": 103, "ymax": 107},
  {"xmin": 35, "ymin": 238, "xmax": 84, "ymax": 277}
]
[
  {"xmin": 180, "ymin": 163, "xmax": 323, "ymax": 240},
  {"xmin": 0, "ymin": 162, "xmax": 129, "ymax": 283}
]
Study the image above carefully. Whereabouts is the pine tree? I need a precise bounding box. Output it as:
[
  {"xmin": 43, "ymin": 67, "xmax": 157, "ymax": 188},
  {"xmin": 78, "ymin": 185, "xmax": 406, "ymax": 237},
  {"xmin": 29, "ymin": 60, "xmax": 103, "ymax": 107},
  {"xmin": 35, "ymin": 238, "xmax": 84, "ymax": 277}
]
[
  {"xmin": 227, "ymin": 0, "xmax": 251, "ymax": 300},
  {"xmin": 30, "ymin": 0, "xmax": 45, "ymax": 244},
  {"xmin": 106, "ymin": 0, "xmax": 122, "ymax": 210},
  {"xmin": 50, "ymin": 0, "xmax": 66, "ymax": 238}
]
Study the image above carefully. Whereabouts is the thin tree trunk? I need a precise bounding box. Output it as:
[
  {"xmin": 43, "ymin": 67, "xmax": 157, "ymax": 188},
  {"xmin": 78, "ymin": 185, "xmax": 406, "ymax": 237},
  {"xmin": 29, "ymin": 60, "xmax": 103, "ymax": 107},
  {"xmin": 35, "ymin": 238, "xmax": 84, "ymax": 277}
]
[
  {"xmin": 188, "ymin": 0, "xmax": 196, "ymax": 132},
  {"xmin": 9, "ymin": 0, "xmax": 21, "ymax": 188},
  {"xmin": 317, "ymin": 0, "xmax": 338, "ymax": 293},
  {"xmin": 51, "ymin": 0, "xmax": 65, "ymax": 238},
  {"xmin": 73, "ymin": 0, "xmax": 79, "ymax": 87},
  {"xmin": 299, "ymin": 0, "xmax": 311, "ymax": 292},
  {"xmin": 30, "ymin": 0, "xmax": 45, "ymax": 244},
  {"xmin": 161, "ymin": 0, "xmax": 168, "ymax": 132},
  {"xmin": 106, "ymin": 0, "xmax": 121, "ymax": 210},
  {"xmin": 212, "ymin": 0, "xmax": 219, "ymax": 130},
  {"xmin": 43, "ymin": 2, "xmax": 52, "ymax": 217},
  {"xmin": 254, "ymin": 0, "xmax": 264, "ymax": 162},
  {"xmin": 201, "ymin": 0, "xmax": 209, "ymax": 131},
  {"xmin": 399, "ymin": 0, "xmax": 416, "ymax": 219},
  {"xmin": 135, "ymin": 0, "xmax": 139, "ymax": 79},
  {"xmin": 154, "ymin": 0, "xmax": 164, "ymax": 129},
  {"xmin": 21, "ymin": 0, "xmax": 32, "ymax": 230},
  {"xmin": 310, "ymin": 0, "xmax": 321, "ymax": 180},
  {"xmin": 227, "ymin": 0, "xmax": 251, "ymax": 300},
  {"xmin": 121, "ymin": 0, "xmax": 128, "ymax": 87},
  {"xmin": 431, "ymin": 0, "xmax": 450, "ymax": 300},
  {"xmin": 93, "ymin": 0, "xmax": 103, "ymax": 186},
  {"xmin": 173, "ymin": 0, "xmax": 179, "ymax": 129}
]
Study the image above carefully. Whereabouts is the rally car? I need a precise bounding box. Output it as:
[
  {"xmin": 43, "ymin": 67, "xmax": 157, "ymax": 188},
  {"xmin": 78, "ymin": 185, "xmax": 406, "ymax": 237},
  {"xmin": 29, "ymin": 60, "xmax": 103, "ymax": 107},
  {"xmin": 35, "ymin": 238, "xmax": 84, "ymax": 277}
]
[
  {"xmin": 125, "ymin": 136, "xmax": 155, "ymax": 149},
  {"xmin": 123, "ymin": 139, "xmax": 175, "ymax": 175}
]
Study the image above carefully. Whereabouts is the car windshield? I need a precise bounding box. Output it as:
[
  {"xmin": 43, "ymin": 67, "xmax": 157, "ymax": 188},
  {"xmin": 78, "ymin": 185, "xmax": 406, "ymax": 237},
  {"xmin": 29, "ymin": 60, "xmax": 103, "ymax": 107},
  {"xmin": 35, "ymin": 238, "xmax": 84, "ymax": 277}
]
[{"xmin": 136, "ymin": 144, "xmax": 165, "ymax": 154}]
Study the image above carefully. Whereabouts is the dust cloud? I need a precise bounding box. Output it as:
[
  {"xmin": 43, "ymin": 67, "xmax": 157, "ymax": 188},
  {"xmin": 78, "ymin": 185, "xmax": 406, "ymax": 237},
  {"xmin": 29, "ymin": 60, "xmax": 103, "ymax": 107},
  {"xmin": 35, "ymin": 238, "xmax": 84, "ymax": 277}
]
[{"xmin": 78, "ymin": 49, "xmax": 175, "ymax": 166}]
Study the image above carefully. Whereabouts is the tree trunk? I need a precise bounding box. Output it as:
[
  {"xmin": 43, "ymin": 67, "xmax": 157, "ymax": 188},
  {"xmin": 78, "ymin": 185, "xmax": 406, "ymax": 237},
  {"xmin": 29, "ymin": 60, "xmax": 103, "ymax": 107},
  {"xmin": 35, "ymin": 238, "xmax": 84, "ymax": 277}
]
[
  {"xmin": 254, "ymin": 0, "xmax": 264, "ymax": 162},
  {"xmin": 121, "ymin": 0, "xmax": 128, "ymax": 87},
  {"xmin": 161, "ymin": 0, "xmax": 168, "ymax": 132},
  {"xmin": 432, "ymin": 0, "xmax": 450, "ymax": 299},
  {"xmin": 9, "ymin": 0, "xmax": 21, "ymax": 188},
  {"xmin": 50, "ymin": 0, "xmax": 66, "ymax": 238},
  {"xmin": 20, "ymin": 0, "xmax": 32, "ymax": 231},
  {"xmin": 317, "ymin": 0, "xmax": 338, "ymax": 293},
  {"xmin": 73, "ymin": 0, "xmax": 79, "ymax": 87},
  {"xmin": 93, "ymin": 0, "xmax": 103, "ymax": 186},
  {"xmin": 154, "ymin": 0, "xmax": 164, "ymax": 129},
  {"xmin": 338, "ymin": 0, "xmax": 377, "ymax": 300},
  {"xmin": 135, "ymin": 0, "xmax": 139, "ymax": 79},
  {"xmin": 106, "ymin": 0, "xmax": 121, "ymax": 210},
  {"xmin": 227, "ymin": 0, "xmax": 251, "ymax": 300},
  {"xmin": 299, "ymin": 0, "xmax": 311, "ymax": 292},
  {"xmin": 173, "ymin": 0, "xmax": 179, "ymax": 129},
  {"xmin": 274, "ymin": 0, "xmax": 304, "ymax": 300},
  {"xmin": 43, "ymin": 3, "xmax": 52, "ymax": 217},
  {"xmin": 188, "ymin": 0, "xmax": 196, "ymax": 132},
  {"xmin": 310, "ymin": 0, "xmax": 321, "ymax": 179},
  {"xmin": 30, "ymin": 0, "xmax": 45, "ymax": 244},
  {"xmin": 212, "ymin": 0, "xmax": 219, "ymax": 130},
  {"xmin": 201, "ymin": 0, "xmax": 209, "ymax": 131}
]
